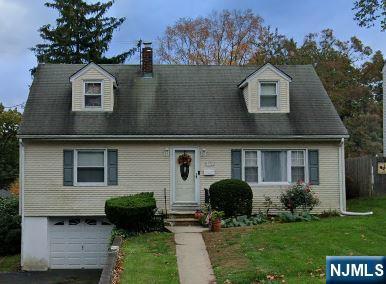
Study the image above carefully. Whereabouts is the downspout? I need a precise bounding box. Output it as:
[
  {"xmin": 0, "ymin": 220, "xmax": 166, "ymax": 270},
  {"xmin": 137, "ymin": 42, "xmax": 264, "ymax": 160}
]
[
  {"xmin": 339, "ymin": 138, "xmax": 373, "ymax": 216},
  {"xmin": 19, "ymin": 139, "xmax": 25, "ymax": 266}
]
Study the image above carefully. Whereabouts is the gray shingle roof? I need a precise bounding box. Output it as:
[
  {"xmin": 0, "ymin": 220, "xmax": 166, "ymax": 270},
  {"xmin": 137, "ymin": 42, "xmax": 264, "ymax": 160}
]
[{"xmin": 20, "ymin": 64, "xmax": 348, "ymax": 138}]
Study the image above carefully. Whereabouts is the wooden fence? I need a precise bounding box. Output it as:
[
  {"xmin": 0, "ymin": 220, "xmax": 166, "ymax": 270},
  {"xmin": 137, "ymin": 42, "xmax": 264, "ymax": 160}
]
[{"xmin": 346, "ymin": 155, "xmax": 386, "ymax": 198}]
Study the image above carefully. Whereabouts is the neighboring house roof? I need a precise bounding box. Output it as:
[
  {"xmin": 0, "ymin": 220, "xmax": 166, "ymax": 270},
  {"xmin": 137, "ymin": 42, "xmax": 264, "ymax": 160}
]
[
  {"xmin": 19, "ymin": 64, "xmax": 348, "ymax": 139},
  {"xmin": 0, "ymin": 189, "xmax": 11, "ymax": 198}
]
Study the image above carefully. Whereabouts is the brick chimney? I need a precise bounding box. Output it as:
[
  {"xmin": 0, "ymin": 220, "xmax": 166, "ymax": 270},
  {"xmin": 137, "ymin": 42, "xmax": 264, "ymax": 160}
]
[
  {"xmin": 142, "ymin": 42, "xmax": 153, "ymax": 77},
  {"xmin": 383, "ymin": 64, "xmax": 386, "ymax": 156}
]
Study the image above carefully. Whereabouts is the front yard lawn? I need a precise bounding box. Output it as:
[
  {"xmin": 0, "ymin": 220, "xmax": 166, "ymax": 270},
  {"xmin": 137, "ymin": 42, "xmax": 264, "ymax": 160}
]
[
  {"xmin": 119, "ymin": 232, "xmax": 179, "ymax": 284},
  {"xmin": 0, "ymin": 254, "xmax": 20, "ymax": 272},
  {"xmin": 203, "ymin": 197, "xmax": 386, "ymax": 284}
]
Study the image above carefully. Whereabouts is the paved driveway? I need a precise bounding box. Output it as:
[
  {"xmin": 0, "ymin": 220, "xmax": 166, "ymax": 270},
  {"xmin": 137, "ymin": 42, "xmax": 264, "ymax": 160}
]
[{"xmin": 0, "ymin": 269, "xmax": 101, "ymax": 284}]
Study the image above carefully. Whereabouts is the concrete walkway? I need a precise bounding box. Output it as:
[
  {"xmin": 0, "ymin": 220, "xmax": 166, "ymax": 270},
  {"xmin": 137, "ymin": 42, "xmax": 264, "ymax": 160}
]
[{"xmin": 167, "ymin": 226, "xmax": 216, "ymax": 284}]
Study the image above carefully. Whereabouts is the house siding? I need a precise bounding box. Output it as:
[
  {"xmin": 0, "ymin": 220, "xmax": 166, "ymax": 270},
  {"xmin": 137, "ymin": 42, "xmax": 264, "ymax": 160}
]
[
  {"xmin": 72, "ymin": 67, "xmax": 114, "ymax": 111},
  {"xmin": 23, "ymin": 140, "xmax": 341, "ymax": 216},
  {"xmin": 247, "ymin": 68, "xmax": 290, "ymax": 113}
]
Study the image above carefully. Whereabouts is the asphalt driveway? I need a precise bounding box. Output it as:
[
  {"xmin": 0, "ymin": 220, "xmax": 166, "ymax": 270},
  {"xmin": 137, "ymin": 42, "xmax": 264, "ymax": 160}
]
[{"xmin": 0, "ymin": 269, "xmax": 101, "ymax": 284}]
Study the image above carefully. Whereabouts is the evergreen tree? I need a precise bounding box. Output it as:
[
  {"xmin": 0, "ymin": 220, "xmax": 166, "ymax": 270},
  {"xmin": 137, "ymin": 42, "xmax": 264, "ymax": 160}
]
[{"xmin": 31, "ymin": 0, "xmax": 134, "ymax": 64}]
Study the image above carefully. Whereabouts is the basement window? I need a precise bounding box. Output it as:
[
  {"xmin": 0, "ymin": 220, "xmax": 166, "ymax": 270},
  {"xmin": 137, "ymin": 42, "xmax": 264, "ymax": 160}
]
[{"xmin": 84, "ymin": 81, "xmax": 102, "ymax": 108}]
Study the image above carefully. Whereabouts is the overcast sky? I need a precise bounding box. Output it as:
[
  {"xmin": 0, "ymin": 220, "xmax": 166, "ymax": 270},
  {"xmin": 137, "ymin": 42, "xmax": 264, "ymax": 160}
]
[{"xmin": 0, "ymin": 0, "xmax": 385, "ymax": 108}]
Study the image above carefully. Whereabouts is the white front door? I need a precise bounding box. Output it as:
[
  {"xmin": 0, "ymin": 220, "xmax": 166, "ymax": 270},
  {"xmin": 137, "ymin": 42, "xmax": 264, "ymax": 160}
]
[{"xmin": 173, "ymin": 149, "xmax": 199, "ymax": 204}]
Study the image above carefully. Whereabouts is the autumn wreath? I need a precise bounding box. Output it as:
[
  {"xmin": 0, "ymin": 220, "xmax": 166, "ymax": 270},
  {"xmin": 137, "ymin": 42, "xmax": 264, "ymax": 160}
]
[{"xmin": 177, "ymin": 153, "xmax": 192, "ymax": 165}]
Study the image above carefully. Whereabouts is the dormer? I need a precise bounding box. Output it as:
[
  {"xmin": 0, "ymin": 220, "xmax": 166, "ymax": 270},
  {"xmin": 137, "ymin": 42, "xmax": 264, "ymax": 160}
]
[
  {"xmin": 238, "ymin": 63, "xmax": 292, "ymax": 113},
  {"xmin": 70, "ymin": 62, "xmax": 116, "ymax": 112}
]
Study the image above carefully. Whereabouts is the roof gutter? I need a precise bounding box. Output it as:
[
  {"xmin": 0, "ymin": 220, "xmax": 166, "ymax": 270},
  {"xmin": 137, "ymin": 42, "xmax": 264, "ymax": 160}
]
[{"xmin": 18, "ymin": 134, "xmax": 349, "ymax": 141}]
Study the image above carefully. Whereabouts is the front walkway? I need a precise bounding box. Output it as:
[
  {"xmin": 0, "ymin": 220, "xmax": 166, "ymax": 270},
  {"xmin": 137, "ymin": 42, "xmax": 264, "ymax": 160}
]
[{"xmin": 167, "ymin": 226, "xmax": 216, "ymax": 284}]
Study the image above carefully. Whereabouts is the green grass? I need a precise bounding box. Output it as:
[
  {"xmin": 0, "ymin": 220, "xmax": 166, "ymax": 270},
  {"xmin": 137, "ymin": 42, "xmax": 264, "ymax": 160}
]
[
  {"xmin": 203, "ymin": 197, "xmax": 386, "ymax": 284},
  {"xmin": 120, "ymin": 232, "xmax": 179, "ymax": 284},
  {"xmin": 0, "ymin": 254, "xmax": 20, "ymax": 272}
]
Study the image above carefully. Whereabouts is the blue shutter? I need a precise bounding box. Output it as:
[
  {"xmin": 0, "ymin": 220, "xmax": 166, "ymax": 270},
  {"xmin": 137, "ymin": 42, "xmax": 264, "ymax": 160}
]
[
  {"xmin": 63, "ymin": 150, "xmax": 74, "ymax": 186},
  {"xmin": 308, "ymin": 150, "xmax": 319, "ymax": 185},
  {"xmin": 108, "ymin": 149, "xmax": 118, "ymax": 185},
  {"xmin": 231, "ymin": 149, "xmax": 242, "ymax": 180}
]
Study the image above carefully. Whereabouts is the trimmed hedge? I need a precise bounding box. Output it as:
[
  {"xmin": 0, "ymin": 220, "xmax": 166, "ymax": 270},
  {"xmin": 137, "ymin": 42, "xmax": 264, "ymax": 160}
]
[
  {"xmin": 105, "ymin": 192, "xmax": 161, "ymax": 232},
  {"xmin": 209, "ymin": 179, "xmax": 253, "ymax": 217},
  {"xmin": 0, "ymin": 196, "xmax": 21, "ymax": 255}
]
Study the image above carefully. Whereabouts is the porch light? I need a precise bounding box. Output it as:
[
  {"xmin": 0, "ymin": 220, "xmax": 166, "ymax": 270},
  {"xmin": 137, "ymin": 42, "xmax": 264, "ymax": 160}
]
[
  {"xmin": 200, "ymin": 149, "xmax": 207, "ymax": 157},
  {"xmin": 163, "ymin": 148, "xmax": 170, "ymax": 157}
]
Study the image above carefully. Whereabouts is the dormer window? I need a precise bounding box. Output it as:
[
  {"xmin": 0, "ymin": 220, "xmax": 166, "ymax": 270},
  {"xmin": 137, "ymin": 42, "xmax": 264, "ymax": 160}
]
[
  {"xmin": 260, "ymin": 81, "xmax": 278, "ymax": 108},
  {"xmin": 84, "ymin": 81, "xmax": 102, "ymax": 108}
]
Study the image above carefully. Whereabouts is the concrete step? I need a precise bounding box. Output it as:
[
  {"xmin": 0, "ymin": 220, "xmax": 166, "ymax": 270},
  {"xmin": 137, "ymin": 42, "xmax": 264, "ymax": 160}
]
[
  {"xmin": 164, "ymin": 217, "xmax": 200, "ymax": 226},
  {"xmin": 167, "ymin": 211, "xmax": 196, "ymax": 219}
]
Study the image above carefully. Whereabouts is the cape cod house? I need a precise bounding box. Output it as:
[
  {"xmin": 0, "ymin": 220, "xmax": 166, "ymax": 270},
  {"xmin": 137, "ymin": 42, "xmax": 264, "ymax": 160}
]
[{"xmin": 19, "ymin": 44, "xmax": 348, "ymax": 270}]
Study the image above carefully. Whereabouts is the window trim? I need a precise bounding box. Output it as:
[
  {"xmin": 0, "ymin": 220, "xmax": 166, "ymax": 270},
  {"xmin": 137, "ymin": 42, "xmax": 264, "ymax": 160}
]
[
  {"xmin": 74, "ymin": 149, "xmax": 107, "ymax": 186},
  {"xmin": 258, "ymin": 81, "xmax": 279, "ymax": 110},
  {"xmin": 242, "ymin": 149, "xmax": 309, "ymax": 186},
  {"xmin": 83, "ymin": 80, "xmax": 104, "ymax": 110}
]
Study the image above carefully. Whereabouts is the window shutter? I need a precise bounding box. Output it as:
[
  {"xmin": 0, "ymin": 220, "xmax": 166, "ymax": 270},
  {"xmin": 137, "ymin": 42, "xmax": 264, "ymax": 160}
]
[
  {"xmin": 108, "ymin": 149, "xmax": 118, "ymax": 185},
  {"xmin": 231, "ymin": 149, "xmax": 242, "ymax": 180},
  {"xmin": 308, "ymin": 150, "xmax": 319, "ymax": 185},
  {"xmin": 63, "ymin": 150, "xmax": 74, "ymax": 186}
]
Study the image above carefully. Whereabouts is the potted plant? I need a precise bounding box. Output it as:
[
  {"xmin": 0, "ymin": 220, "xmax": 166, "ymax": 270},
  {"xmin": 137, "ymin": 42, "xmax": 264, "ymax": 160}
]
[
  {"xmin": 210, "ymin": 210, "xmax": 224, "ymax": 232},
  {"xmin": 194, "ymin": 209, "xmax": 204, "ymax": 220}
]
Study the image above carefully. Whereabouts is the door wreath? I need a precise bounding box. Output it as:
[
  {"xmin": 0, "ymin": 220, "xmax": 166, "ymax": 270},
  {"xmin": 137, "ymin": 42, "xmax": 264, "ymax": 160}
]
[{"xmin": 177, "ymin": 152, "xmax": 192, "ymax": 181}]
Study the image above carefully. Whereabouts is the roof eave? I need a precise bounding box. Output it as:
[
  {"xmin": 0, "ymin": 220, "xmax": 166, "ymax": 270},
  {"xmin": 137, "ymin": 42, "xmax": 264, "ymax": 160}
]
[{"xmin": 18, "ymin": 134, "xmax": 350, "ymax": 141}]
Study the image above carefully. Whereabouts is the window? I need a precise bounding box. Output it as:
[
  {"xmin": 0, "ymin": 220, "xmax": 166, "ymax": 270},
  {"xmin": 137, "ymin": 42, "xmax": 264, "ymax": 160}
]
[
  {"xmin": 242, "ymin": 149, "xmax": 309, "ymax": 185},
  {"xmin": 76, "ymin": 150, "xmax": 106, "ymax": 185},
  {"xmin": 85, "ymin": 219, "xmax": 97, "ymax": 225},
  {"xmin": 291, "ymin": 150, "xmax": 305, "ymax": 182},
  {"xmin": 69, "ymin": 219, "xmax": 80, "ymax": 225},
  {"xmin": 261, "ymin": 151, "xmax": 287, "ymax": 182},
  {"xmin": 260, "ymin": 82, "xmax": 277, "ymax": 108},
  {"xmin": 244, "ymin": 151, "xmax": 258, "ymax": 183},
  {"xmin": 84, "ymin": 81, "xmax": 102, "ymax": 108}
]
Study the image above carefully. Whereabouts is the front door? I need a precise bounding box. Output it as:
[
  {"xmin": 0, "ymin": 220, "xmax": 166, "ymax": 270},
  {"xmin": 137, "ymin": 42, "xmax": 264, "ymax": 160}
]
[{"xmin": 173, "ymin": 149, "xmax": 199, "ymax": 204}]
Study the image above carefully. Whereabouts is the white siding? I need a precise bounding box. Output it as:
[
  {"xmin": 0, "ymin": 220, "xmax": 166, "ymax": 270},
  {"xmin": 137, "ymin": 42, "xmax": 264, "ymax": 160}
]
[
  {"xmin": 72, "ymin": 67, "xmax": 114, "ymax": 112},
  {"xmin": 23, "ymin": 140, "xmax": 342, "ymax": 216}
]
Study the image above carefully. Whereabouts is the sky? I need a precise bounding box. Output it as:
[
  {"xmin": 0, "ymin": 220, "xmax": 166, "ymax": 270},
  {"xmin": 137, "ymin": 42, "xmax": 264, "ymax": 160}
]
[{"xmin": 0, "ymin": 0, "xmax": 385, "ymax": 109}]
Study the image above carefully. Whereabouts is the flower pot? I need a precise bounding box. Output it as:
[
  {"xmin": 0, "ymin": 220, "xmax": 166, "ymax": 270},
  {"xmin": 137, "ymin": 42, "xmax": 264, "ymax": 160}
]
[
  {"xmin": 194, "ymin": 211, "xmax": 204, "ymax": 220},
  {"xmin": 211, "ymin": 219, "xmax": 222, "ymax": 232}
]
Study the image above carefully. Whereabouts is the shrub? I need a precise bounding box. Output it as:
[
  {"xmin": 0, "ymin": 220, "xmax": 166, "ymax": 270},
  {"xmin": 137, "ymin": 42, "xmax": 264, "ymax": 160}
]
[
  {"xmin": 209, "ymin": 179, "xmax": 253, "ymax": 217},
  {"xmin": 0, "ymin": 197, "xmax": 21, "ymax": 255},
  {"xmin": 105, "ymin": 192, "xmax": 162, "ymax": 233},
  {"xmin": 222, "ymin": 213, "xmax": 267, "ymax": 228},
  {"xmin": 278, "ymin": 211, "xmax": 319, "ymax": 223},
  {"xmin": 279, "ymin": 182, "xmax": 320, "ymax": 213}
]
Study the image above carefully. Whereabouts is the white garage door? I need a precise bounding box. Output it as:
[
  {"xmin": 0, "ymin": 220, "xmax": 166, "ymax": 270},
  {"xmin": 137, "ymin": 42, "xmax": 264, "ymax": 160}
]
[{"xmin": 49, "ymin": 217, "xmax": 113, "ymax": 269}]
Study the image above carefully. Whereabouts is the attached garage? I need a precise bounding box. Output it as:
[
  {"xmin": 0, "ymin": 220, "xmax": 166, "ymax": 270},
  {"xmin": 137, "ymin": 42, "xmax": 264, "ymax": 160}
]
[{"xmin": 49, "ymin": 217, "xmax": 113, "ymax": 269}]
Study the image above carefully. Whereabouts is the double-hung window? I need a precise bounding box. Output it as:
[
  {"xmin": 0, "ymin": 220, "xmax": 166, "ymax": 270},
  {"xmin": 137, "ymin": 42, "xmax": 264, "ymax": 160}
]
[
  {"xmin": 291, "ymin": 150, "xmax": 305, "ymax": 182},
  {"xmin": 75, "ymin": 150, "xmax": 106, "ymax": 185},
  {"xmin": 84, "ymin": 81, "xmax": 102, "ymax": 108},
  {"xmin": 244, "ymin": 151, "xmax": 258, "ymax": 183},
  {"xmin": 260, "ymin": 82, "xmax": 278, "ymax": 108}
]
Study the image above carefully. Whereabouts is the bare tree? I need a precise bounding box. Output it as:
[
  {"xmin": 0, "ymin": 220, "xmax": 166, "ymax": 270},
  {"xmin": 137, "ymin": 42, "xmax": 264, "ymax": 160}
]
[{"xmin": 157, "ymin": 10, "xmax": 264, "ymax": 65}]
